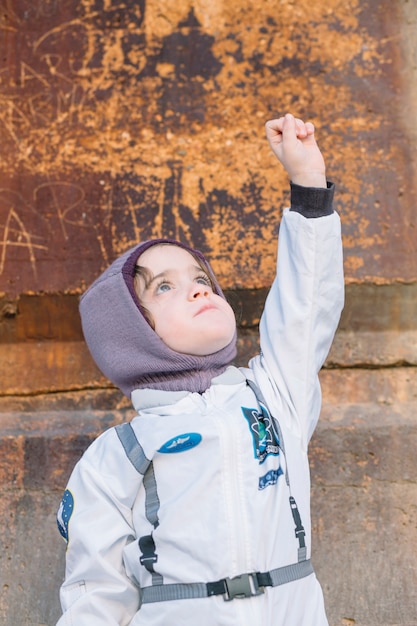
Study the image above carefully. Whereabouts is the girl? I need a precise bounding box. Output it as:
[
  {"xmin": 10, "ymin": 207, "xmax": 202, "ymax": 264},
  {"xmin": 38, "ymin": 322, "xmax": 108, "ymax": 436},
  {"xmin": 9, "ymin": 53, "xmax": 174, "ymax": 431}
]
[{"xmin": 56, "ymin": 114, "xmax": 344, "ymax": 625}]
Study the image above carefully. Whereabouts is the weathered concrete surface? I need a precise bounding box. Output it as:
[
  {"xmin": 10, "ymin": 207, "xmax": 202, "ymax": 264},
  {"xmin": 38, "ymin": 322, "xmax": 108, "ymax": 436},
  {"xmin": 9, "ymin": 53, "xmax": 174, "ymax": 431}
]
[
  {"xmin": 1, "ymin": 0, "xmax": 417, "ymax": 296},
  {"xmin": 0, "ymin": 408, "xmax": 130, "ymax": 626},
  {"xmin": 312, "ymin": 398, "xmax": 417, "ymax": 626},
  {"xmin": 1, "ymin": 369, "xmax": 417, "ymax": 626}
]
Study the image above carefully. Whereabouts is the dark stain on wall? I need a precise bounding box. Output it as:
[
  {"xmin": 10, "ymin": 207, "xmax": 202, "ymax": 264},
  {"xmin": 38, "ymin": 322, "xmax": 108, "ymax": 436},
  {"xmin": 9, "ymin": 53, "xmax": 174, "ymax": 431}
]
[{"xmin": 0, "ymin": 0, "xmax": 416, "ymax": 299}]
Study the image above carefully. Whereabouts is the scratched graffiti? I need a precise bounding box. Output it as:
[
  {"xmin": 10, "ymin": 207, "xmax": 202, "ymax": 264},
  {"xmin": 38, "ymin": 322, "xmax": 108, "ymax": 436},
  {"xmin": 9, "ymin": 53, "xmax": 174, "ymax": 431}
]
[
  {"xmin": 0, "ymin": 0, "xmax": 416, "ymax": 295},
  {"xmin": 0, "ymin": 165, "xmax": 278, "ymax": 293},
  {"xmin": 0, "ymin": 175, "xmax": 110, "ymax": 291}
]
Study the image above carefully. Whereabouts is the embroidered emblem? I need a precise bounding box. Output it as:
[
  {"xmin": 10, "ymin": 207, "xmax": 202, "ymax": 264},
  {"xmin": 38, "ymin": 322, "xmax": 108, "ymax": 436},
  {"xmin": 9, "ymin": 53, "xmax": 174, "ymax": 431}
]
[
  {"xmin": 57, "ymin": 489, "xmax": 74, "ymax": 543},
  {"xmin": 242, "ymin": 405, "xmax": 280, "ymax": 464},
  {"xmin": 158, "ymin": 433, "xmax": 202, "ymax": 454},
  {"xmin": 259, "ymin": 467, "xmax": 283, "ymax": 490}
]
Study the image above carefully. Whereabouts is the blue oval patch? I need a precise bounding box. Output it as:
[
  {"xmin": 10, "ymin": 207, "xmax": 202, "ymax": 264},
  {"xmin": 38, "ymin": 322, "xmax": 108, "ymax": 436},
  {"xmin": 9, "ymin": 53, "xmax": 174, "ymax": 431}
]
[{"xmin": 158, "ymin": 433, "xmax": 202, "ymax": 454}]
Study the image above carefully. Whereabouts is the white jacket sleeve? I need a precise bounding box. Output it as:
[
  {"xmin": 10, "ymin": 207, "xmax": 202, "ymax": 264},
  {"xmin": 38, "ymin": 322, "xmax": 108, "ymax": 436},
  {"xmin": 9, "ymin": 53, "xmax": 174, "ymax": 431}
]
[
  {"xmin": 56, "ymin": 428, "xmax": 141, "ymax": 626},
  {"xmin": 256, "ymin": 208, "xmax": 344, "ymax": 444}
]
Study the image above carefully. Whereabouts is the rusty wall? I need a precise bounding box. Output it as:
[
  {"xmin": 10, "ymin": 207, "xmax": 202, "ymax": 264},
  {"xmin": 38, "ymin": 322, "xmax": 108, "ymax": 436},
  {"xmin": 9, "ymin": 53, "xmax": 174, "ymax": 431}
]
[{"xmin": 1, "ymin": 0, "xmax": 417, "ymax": 395}]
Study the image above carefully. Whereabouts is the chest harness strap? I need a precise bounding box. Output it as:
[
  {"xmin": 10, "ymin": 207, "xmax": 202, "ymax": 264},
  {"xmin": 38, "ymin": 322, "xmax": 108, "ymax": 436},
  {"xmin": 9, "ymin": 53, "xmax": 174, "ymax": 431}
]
[
  {"xmin": 116, "ymin": 379, "xmax": 313, "ymax": 604},
  {"xmin": 246, "ymin": 379, "xmax": 307, "ymax": 563},
  {"xmin": 115, "ymin": 422, "xmax": 163, "ymax": 586}
]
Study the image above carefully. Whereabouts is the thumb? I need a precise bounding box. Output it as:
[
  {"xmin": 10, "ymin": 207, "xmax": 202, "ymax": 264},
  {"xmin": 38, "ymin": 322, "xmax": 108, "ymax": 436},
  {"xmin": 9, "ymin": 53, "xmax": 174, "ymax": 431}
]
[{"xmin": 281, "ymin": 113, "xmax": 298, "ymax": 147}]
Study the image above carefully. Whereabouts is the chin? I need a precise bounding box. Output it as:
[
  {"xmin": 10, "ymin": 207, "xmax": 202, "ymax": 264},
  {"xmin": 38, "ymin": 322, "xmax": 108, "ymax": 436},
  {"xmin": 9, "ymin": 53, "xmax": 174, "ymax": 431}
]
[
  {"xmin": 174, "ymin": 340, "xmax": 231, "ymax": 357},
  {"xmin": 195, "ymin": 335, "xmax": 235, "ymax": 356},
  {"xmin": 167, "ymin": 327, "xmax": 236, "ymax": 356}
]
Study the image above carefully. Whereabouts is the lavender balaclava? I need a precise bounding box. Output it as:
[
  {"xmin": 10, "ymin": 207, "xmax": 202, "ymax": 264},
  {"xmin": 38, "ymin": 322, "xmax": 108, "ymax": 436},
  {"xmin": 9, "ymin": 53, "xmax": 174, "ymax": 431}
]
[{"xmin": 79, "ymin": 239, "xmax": 237, "ymax": 398}]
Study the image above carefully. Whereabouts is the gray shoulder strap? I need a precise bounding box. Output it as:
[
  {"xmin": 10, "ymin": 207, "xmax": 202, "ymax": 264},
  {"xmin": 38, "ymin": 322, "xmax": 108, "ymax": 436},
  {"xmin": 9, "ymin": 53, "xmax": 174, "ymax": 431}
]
[
  {"xmin": 115, "ymin": 422, "xmax": 151, "ymax": 475},
  {"xmin": 115, "ymin": 423, "xmax": 160, "ymax": 526},
  {"xmin": 115, "ymin": 422, "xmax": 163, "ymax": 584}
]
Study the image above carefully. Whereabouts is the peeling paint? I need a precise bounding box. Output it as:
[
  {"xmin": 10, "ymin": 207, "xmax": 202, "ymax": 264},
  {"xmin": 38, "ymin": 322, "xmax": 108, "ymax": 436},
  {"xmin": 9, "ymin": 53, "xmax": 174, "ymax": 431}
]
[{"xmin": 0, "ymin": 0, "xmax": 416, "ymax": 295}]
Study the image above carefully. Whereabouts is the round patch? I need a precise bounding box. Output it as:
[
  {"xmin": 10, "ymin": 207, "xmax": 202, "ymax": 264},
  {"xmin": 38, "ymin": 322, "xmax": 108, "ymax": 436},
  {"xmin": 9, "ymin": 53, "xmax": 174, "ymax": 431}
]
[{"xmin": 57, "ymin": 489, "xmax": 74, "ymax": 543}]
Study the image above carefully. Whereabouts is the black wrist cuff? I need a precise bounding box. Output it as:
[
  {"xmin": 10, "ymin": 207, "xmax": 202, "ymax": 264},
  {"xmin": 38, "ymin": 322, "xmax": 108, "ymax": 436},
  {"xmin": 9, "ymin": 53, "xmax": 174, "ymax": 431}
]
[{"xmin": 290, "ymin": 181, "xmax": 335, "ymax": 218}]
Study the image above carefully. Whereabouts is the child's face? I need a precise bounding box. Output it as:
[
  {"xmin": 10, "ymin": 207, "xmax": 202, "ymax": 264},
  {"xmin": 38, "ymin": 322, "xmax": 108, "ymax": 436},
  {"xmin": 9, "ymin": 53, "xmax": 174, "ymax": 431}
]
[{"xmin": 134, "ymin": 244, "xmax": 236, "ymax": 356}]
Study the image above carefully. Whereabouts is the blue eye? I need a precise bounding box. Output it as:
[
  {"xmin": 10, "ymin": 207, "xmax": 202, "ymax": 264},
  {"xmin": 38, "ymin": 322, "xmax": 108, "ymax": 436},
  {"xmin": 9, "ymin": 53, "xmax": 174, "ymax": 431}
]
[
  {"xmin": 156, "ymin": 282, "xmax": 172, "ymax": 294},
  {"xmin": 196, "ymin": 274, "xmax": 212, "ymax": 287}
]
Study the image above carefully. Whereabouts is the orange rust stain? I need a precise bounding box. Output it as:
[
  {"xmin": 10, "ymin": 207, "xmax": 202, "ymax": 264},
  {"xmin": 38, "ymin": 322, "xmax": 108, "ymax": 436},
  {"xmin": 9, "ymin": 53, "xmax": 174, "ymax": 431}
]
[
  {"xmin": 0, "ymin": 0, "xmax": 416, "ymax": 295},
  {"xmin": 343, "ymin": 256, "xmax": 365, "ymax": 273}
]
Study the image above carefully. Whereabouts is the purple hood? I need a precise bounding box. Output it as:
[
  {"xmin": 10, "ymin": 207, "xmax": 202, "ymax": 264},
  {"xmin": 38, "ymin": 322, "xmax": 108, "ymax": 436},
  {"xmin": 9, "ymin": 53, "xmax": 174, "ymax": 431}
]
[{"xmin": 79, "ymin": 240, "xmax": 237, "ymax": 397}]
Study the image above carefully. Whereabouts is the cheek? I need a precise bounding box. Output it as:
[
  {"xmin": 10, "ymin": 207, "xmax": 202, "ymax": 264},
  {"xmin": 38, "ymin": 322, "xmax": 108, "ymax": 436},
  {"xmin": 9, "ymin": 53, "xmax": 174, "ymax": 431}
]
[
  {"xmin": 221, "ymin": 300, "xmax": 236, "ymax": 325},
  {"xmin": 143, "ymin": 301, "xmax": 168, "ymax": 336},
  {"xmin": 215, "ymin": 301, "xmax": 237, "ymax": 339},
  {"xmin": 152, "ymin": 309, "xmax": 171, "ymax": 338}
]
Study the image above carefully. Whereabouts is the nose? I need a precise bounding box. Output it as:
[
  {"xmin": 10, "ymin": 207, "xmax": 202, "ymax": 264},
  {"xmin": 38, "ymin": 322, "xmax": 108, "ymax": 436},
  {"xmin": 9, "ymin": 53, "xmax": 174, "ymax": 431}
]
[{"xmin": 190, "ymin": 282, "xmax": 210, "ymax": 299}]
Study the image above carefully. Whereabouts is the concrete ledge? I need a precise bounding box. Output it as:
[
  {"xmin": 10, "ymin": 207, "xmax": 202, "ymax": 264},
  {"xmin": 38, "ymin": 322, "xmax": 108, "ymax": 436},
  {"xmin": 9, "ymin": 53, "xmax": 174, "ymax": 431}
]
[
  {"xmin": 327, "ymin": 330, "xmax": 417, "ymax": 367},
  {"xmin": 0, "ymin": 410, "xmax": 131, "ymax": 491},
  {"xmin": 1, "ymin": 370, "xmax": 416, "ymax": 626},
  {"xmin": 2, "ymin": 282, "xmax": 417, "ymax": 396}
]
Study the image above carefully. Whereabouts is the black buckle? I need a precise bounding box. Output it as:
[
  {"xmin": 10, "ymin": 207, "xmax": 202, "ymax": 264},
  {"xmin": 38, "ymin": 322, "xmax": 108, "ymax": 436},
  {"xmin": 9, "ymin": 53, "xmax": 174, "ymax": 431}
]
[
  {"xmin": 140, "ymin": 554, "xmax": 158, "ymax": 566},
  {"xmin": 223, "ymin": 573, "xmax": 264, "ymax": 601},
  {"xmin": 139, "ymin": 534, "xmax": 158, "ymax": 573}
]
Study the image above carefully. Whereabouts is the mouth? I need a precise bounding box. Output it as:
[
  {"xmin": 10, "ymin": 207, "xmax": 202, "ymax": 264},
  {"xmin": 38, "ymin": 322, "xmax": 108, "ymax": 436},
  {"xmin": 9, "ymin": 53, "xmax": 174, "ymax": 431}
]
[{"xmin": 194, "ymin": 303, "xmax": 217, "ymax": 316}]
